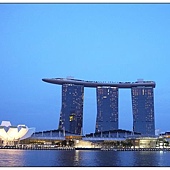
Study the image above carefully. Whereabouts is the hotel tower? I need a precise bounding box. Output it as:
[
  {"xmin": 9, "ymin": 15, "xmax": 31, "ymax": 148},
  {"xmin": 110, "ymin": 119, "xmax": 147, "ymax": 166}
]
[{"xmin": 42, "ymin": 78, "xmax": 156, "ymax": 135}]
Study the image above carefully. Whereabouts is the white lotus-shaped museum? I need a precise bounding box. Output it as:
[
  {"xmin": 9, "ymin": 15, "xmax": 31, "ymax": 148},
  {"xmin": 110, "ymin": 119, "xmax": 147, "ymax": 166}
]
[{"xmin": 0, "ymin": 121, "xmax": 35, "ymax": 141}]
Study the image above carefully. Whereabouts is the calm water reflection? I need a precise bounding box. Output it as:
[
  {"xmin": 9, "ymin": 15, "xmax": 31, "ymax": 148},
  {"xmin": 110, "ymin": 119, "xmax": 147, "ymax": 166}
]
[
  {"xmin": 0, "ymin": 149, "xmax": 26, "ymax": 166},
  {"xmin": 0, "ymin": 149, "xmax": 170, "ymax": 167}
]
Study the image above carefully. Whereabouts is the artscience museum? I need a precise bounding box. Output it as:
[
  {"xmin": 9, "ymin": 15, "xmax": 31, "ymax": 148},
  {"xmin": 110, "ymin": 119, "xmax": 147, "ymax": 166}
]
[{"xmin": 0, "ymin": 121, "xmax": 35, "ymax": 146}]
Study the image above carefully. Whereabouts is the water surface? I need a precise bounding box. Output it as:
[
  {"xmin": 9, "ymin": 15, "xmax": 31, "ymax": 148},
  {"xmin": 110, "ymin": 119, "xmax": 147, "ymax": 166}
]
[{"xmin": 0, "ymin": 149, "xmax": 169, "ymax": 167}]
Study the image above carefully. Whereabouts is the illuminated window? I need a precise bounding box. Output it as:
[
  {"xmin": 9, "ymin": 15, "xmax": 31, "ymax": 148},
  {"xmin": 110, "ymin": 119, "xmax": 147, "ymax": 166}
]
[{"xmin": 69, "ymin": 115, "xmax": 74, "ymax": 121}]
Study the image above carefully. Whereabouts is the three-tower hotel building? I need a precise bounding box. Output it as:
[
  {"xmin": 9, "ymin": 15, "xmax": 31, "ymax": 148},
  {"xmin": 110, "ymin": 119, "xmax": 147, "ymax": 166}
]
[{"xmin": 42, "ymin": 78, "xmax": 156, "ymax": 136}]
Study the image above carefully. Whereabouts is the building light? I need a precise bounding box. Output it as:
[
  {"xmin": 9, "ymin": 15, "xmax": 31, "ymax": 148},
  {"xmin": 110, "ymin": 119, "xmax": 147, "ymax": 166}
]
[{"xmin": 69, "ymin": 115, "xmax": 74, "ymax": 121}]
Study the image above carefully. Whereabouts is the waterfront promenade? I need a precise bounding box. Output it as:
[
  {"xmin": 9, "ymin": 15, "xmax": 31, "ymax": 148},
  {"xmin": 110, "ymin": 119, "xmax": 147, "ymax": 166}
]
[{"xmin": 0, "ymin": 145, "xmax": 170, "ymax": 151}]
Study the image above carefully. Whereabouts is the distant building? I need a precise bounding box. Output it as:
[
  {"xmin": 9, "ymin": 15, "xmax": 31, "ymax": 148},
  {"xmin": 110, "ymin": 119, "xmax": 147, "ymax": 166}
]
[
  {"xmin": 86, "ymin": 129, "xmax": 141, "ymax": 138},
  {"xmin": 58, "ymin": 84, "xmax": 84, "ymax": 135},
  {"xmin": 155, "ymin": 129, "xmax": 161, "ymax": 136},
  {"xmin": 131, "ymin": 87, "xmax": 155, "ymax": 135},
  {"xmin": 95, "ymin": 86, "xmax": 118, "ymax": 132}
]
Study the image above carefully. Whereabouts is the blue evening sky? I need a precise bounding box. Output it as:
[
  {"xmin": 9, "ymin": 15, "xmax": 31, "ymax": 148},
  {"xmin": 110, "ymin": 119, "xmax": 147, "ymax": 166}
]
[{"xmin": 0, "ymin": 3, "xmax": 170, "ymax": 134}]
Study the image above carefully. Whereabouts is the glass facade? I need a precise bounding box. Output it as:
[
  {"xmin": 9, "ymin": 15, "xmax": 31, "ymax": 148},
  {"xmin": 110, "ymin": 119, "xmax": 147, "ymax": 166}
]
[
  {"xmin": 95, "ymin": 86, "xmax": 118, "ymax": 132},
  {"xmin": 131, "ymin": 87, "xmax": 155, "ymax": 135},
  {"xmin": 58, "ymin": 84, "xmax": 84, "ymax": 135}
]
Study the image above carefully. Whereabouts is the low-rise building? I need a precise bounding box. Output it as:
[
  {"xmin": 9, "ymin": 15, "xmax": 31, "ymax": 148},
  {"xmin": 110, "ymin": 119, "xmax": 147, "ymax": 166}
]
[{"xmin": 0, "ymin": 121, "xmax": 35, "ymax": 146}]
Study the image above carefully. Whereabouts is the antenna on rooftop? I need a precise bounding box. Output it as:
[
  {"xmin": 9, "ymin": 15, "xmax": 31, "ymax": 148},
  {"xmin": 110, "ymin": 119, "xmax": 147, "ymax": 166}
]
[
  {"xmin": 66, "ymin": 76, "xmax": 74, "ymax": 79},
  {"xmin": 137, "ymin": 78, "xmax": 144, "ymax": 82}
]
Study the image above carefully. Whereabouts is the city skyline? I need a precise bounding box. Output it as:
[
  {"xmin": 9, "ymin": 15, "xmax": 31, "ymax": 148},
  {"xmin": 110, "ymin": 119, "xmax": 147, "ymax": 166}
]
[{"xmin": 0, "ymin": 4, "xmax": 170, "ymax": 134}]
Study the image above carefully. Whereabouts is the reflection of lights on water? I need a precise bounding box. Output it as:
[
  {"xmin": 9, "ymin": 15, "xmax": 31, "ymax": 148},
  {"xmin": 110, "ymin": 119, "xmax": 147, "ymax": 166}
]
[
  {"xmin": 0, "ymin": 149, "xmax": 25, "ymax": 166},
  {"xmin": 75, "ymin": 150, "xmax": 80, "ymax": 162},
  {"xmin": 159, "ymin": 151, "xmax": 163, "ymax": 154},
  {"xmin": 74, "ymin": 150, "xmax": 80, "ymax": 165}
]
